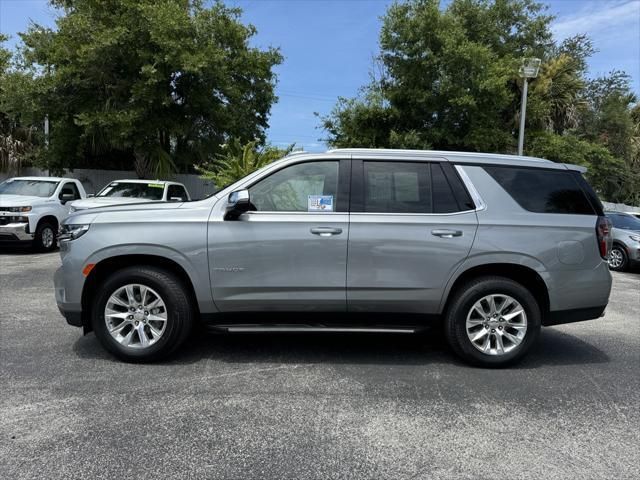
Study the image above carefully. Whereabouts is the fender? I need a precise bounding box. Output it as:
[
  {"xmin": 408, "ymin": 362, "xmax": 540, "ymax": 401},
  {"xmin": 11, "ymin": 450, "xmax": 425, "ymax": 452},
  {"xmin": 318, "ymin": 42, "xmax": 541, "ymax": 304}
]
[
  {"xmin": 438, "ymin": 251, "xmax": 552, "ymax": 313},
  {"xmin": 85, "ymin": 243, "xmax": 217, "ymax": 314}
]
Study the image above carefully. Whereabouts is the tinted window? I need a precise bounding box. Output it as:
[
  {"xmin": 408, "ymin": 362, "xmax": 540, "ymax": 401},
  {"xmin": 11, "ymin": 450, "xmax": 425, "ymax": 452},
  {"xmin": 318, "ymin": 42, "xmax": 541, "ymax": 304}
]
[
  {"xmin": 364, "ymin": 162, "xmax": 431, "ymax": 213},
  {"xmin": 607, "ymin": 213, "xmax": 640, "ymax": 230},
  {"xmin": 167, "ymin": 185, "xmax": 188, "ymax": 201},
  {"xmin": 431, "ymin": 164, "xmax": 459, "ymax": 213},
  {"xmin": 250, "ymin": 161, "xmax": 339, "ymax": 212},
  {"xmin": 483, "ymin": 166, "xmax": 595, "ymax": 215}
]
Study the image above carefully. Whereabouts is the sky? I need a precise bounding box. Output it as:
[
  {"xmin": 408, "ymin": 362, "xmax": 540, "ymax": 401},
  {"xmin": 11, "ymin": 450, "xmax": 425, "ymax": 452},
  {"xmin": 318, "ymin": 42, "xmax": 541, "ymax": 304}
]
[{"xmin": 1, "ymin": 0, "xmax": 639, "ymax": 152}]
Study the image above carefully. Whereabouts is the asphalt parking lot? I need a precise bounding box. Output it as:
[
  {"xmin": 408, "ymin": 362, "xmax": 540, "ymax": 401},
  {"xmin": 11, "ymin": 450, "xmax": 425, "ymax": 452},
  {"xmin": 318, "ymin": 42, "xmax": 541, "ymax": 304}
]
[{"xmin": 1, "ymin": 250, "xmax": 639, "ymax": 480}]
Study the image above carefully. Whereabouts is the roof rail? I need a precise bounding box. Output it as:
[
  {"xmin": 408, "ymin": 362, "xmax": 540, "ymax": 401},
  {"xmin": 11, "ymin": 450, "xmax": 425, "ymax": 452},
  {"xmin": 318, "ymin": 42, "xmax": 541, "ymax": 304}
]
[{"xmin": 326, "ymin": 147, "xmax": 550, "ymax": 163}]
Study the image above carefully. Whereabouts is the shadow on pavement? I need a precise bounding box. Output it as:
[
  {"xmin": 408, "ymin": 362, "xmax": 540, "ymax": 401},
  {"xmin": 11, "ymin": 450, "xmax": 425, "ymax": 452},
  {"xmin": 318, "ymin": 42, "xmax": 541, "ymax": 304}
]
[
  {"xmin": 0, "ymin": 244, "xmax": 56, "ymax": 255},
  {"xmin": 73, "ymin": 322, "xmax": 609, "ymax": 369}
]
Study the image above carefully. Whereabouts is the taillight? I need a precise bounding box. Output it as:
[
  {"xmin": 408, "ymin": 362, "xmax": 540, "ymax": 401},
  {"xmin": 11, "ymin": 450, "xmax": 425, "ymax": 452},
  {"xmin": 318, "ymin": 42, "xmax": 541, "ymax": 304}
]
[{"xmin": 596, "ymin": 216, "xmax": 612, "ymax": 259}]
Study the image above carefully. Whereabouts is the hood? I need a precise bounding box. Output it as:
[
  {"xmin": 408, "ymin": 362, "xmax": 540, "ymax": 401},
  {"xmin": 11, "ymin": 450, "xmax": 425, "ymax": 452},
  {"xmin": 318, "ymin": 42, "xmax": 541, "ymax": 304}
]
[
  {"xmin": 68, "ymin": 200, "xmax": 183, "ymax": 218},
  {"xmin": 70, "ymin": 197, "xmax": 158, "ymax": 210},
  {"xmin": 0, "ymin": 194, "xmax": 50, "ymax": 206}
]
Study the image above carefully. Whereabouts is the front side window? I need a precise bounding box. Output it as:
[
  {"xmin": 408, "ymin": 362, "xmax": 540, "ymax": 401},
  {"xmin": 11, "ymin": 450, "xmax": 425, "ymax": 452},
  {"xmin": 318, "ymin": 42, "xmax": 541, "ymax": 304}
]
[
  {"xmin": 60, "ymin": 182, "xmax": 80, "ymax": 200},
  {"xmin": 0, "ymin": 179, "xmax": 59, "ymax": 197},
  {"xmin": 167, "ymin": 185, "xmax": 188, "ymax": 201},
  {"xmin": 483, "ymin": 166, "xmax": 595, "ymax": 215},
  {"xmin": 249, "ymin": 161, "xmax": 339, "ymax": 212},
  {"xmin": 97, "ymin": 182, "xmax": 164, "ymax": 201}
]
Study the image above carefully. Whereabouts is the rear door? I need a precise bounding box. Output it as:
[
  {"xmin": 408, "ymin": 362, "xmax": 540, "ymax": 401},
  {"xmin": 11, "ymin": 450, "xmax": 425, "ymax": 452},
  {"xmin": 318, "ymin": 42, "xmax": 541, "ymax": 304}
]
[{"xmin": 347, "ymin": 159, "xmax": 478, "ymax": 314}]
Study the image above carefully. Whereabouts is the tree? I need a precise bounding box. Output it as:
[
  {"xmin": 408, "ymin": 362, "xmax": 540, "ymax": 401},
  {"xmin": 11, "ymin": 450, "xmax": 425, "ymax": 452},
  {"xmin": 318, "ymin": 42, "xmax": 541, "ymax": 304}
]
[
  {"xmin": 197, "ymin": 139, "xmax": 295, "ymax": 189},
  {"xmin": 19, "ymin": 0, "xmax": 282, "ymax": 177},
  {"xmin": 0, "ymin": 35, "xmax": 41, "ymax": 174},
  {"xmin": 321, "ymin": 0, "xmax": 640, "ymax": 204}
]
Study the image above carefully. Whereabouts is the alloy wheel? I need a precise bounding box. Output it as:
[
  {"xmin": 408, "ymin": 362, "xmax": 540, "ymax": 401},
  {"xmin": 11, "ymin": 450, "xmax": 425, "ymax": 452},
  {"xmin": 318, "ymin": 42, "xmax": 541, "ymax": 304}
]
[
  {"xmin": 466, "ymin": 294, "xmax": 527, "ymax": 356},
  {"xmin": 104, "ymin": 284, "xmax": 168, "ymax": 349},
  {"xmin": 41, "ymin": 227, "xmax": 54, "ymax": 249},
  {"xmin": 608, "ymin": 248, "xmax": 624, "ymax": 269}
]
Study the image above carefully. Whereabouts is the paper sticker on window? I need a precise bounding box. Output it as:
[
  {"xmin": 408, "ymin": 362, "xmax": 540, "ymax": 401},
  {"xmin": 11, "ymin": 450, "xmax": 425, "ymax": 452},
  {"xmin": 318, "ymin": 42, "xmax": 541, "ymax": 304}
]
[
  {"xmin": 148, "ymin": 183, "xmax": 164, "ymax": 188},
  {"xmin": 308, "ymin": 195, "xmax": 334, "ymax": 212}
]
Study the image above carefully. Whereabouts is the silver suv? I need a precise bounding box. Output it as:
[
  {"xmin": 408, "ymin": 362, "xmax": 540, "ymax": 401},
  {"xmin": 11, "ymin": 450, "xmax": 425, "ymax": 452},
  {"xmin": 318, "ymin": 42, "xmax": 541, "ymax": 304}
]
[
  {"xmin": 605, "ymin": 212, "xmax": 640, "ymax": 271},
  {"xmin": 54, "ymin": 149, "xmax": 613, "ymax": 367}
]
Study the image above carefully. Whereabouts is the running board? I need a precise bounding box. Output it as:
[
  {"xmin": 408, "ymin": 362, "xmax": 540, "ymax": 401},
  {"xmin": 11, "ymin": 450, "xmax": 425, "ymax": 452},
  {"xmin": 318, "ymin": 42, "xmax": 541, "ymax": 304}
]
[{"xmin": 211, "ymin": 325, "xmax": 419, "ymax": 334}]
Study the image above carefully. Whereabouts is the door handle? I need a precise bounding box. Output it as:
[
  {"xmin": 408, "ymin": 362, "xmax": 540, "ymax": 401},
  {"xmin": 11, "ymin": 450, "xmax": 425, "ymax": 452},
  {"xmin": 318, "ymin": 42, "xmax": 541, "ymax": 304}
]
[
  {"xmin": 310, "ymin": 227, "xmax": 343, "ymax": 237},
  {"xmin": 431, "ymin": 229, "xmax": 463, "ymax": 238}
]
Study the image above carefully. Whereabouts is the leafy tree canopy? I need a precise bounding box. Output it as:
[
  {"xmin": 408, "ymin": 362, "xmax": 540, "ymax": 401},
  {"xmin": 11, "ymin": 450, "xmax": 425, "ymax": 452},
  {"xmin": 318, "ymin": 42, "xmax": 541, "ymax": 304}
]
[
  {"xmin": 197, "ymin": 139, "xmax": 294, "ymax": 189},
  {"xmin": 321, "ymin": 0, "xmax": 640, "ymax": 204},
  {"xmin": 16, "ymin": 0, "xmax": 283, "ymax": 177}
]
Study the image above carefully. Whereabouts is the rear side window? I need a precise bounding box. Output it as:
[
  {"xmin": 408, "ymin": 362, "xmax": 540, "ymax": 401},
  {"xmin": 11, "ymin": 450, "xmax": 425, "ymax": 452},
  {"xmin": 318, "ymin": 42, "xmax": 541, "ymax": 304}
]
[
  {"xmin": 359, "ymin": 161, "xmax": 472, "ymax": 214},
  {"xmin": 364, "ymin": 162, "xmax": 431, "ymax": 213},
  {"xmin": 483, "ymin": 166, "xmax": 596, "ymax": 215}
]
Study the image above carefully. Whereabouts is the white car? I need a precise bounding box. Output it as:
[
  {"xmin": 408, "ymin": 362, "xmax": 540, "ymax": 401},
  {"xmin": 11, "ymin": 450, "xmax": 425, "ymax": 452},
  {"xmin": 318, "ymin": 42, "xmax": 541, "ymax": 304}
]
[
  {"xmin": 0, "ymin": 176, "xmax": 86, "ymax": 251},
  {"xmin": 69, "ymin": 179, "xmax": 190, "ymax": 211}
]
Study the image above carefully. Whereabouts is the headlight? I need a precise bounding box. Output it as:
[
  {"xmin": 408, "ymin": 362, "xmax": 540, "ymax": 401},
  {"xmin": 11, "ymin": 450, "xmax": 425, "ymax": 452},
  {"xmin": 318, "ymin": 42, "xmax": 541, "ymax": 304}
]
[
  {"xmin": 59, "ymin": 224, "xmax": 90, "ymax": 242},
  {"xmin": 7, "ymin": 206, "xmax": 32, "ymax": 212},
  {"xmin": 630, "ymin": 234, "xmax": 640, "ymax": 242}
]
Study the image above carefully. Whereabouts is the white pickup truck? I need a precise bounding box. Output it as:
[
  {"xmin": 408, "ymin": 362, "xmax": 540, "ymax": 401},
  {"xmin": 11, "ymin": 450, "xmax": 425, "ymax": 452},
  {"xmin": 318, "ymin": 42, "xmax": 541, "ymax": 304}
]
[
  {"xmin": 69, "ymin": 179, "xmax": 191, "ymax": 211},
  {"xmin": 0, "ymin": 176, "xmax": 86, "ymax": 251}
]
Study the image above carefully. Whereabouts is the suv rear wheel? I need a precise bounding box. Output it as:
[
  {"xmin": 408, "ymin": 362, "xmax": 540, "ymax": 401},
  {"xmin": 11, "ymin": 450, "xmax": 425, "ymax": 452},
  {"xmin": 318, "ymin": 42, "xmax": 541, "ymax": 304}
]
[
  {"xmin": 92, "ymin": 266, "xmax": 193, "ymax": 362},
  {"xmin": 444, "ymin": 277, "xmax": 541, "ymax": 367}
]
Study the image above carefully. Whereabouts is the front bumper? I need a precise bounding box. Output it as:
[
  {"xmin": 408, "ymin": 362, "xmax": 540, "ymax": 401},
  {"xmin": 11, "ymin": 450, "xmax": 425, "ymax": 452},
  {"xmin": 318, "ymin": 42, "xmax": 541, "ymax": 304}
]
[
  {"xmin": 54, "ymin": 266, "xmax": 84, "ymax": 328},
  {"xmin": 0, "ymin": 222, "xmax": 33, "ymax": 242}
]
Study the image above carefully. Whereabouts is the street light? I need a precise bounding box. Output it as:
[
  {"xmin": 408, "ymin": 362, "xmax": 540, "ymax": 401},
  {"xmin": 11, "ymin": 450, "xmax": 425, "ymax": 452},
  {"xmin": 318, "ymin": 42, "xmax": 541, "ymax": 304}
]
[{"xmin": 517, "ymin": 57, "xmax": 541, "ymax": 156}]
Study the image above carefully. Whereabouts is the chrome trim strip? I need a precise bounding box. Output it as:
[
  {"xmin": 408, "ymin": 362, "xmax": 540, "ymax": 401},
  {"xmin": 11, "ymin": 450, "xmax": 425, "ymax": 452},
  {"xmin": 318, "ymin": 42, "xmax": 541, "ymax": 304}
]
[
  {"xmin": 455, "ymin": 165, "xmax": 486, "ymax": 212},
  {"xmin": 222, "ymin": 326, "xmax": 416, "ymax": 334}
]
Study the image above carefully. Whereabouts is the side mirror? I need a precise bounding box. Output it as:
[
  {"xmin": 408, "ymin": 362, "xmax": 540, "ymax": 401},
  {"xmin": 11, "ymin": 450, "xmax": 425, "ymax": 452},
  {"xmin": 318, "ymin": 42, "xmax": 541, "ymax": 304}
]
[
  {"xmin": 169, "ymin": 197, "xmax": 183, "ymax": 202},
  {"xmin": 60, "ymin": 192, "xmax": 75, "ymax": 204},
  {"xmin": 225, "ymin": 189, "xmax": 251, "ymax": 220},
  {"xmin": 87, "ymin": 193, "xmax": 95, "ymax": 198}
]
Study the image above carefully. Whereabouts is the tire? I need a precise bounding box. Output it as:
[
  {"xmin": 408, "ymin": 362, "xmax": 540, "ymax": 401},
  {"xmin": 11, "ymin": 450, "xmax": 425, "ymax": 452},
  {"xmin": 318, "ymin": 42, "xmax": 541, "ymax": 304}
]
[
  {"xmin": 444, "ymin": 276, "xmax": 541, "ymax": 368},
  {"xmin": 608, "ymin": 246, "xmax": 628, "ymax": 272},
  {"xmin": 92, "ymin": 266, "xmax": 194, "ymax": 362},
  {"xmin": 33, "ymin": 221, "xmax": 57, "ymax": 252}
]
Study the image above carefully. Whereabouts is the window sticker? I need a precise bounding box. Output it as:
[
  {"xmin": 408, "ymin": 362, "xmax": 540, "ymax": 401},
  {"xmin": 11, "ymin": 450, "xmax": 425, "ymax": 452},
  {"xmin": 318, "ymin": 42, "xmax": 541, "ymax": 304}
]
[
  {"xmin": 308, "ymin": 195, "xmax": 334, "ymax": 212},
  {"xmin": 148, "ymin": 183, "xmax": 164, "ymax": 188}
]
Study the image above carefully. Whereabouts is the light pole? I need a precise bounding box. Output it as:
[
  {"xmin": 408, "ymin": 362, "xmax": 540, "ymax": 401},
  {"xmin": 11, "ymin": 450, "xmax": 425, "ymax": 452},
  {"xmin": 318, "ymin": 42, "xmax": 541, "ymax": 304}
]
[{"xmin": 517, "ymin": 57, "xmax": 541, "ymax": 156}]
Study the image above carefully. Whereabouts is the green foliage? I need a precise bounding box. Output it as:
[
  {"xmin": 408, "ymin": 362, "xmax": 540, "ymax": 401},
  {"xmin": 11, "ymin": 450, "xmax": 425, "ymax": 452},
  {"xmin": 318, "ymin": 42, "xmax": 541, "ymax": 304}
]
[
  {"xmin": 16, "ymin": 0, "xmax": 282, "ymax": 177},
  {"xmin": 197, "ymin": 139, "xmax": 295, "ymax": 189},
  {"xmin": 0, "ymin": 35, "xmax": 41, "ymax": 173},
  {"xmin": 321, "ymin": 0, "xmax": 640, "ymax": 204}
]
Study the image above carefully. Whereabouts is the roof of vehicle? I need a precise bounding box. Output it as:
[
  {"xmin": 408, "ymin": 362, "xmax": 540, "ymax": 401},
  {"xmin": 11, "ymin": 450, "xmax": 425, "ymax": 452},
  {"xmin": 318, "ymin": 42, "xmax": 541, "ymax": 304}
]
[
  {"xmin": 106, "ymin": 179, "xmax": 184, "ymax": 186},
  {"xmin": 6, "ymin": 176, "xmax": 66, "ymax": 182},
  {"xmin": 291, "ymin": 148, "xmax": 586, "ymax": 172}
]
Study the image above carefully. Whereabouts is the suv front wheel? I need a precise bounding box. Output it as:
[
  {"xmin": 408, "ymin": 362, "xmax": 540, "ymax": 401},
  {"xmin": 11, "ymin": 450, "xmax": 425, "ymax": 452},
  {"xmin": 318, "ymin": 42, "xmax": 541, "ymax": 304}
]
[
  {"xmin": 444, "ymin": 277, "xmax": 541, "ymax": 367},
  {"xmin": 92, "ymin": 266, "xmax": 194, "ymax": 362}
]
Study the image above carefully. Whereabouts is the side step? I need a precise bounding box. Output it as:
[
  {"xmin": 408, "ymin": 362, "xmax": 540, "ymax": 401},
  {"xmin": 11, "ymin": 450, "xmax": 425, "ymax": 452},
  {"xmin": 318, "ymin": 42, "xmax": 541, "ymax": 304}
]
[{"xmin": 209, "ymin": 324, "xmax": 420, "ymax": 334}]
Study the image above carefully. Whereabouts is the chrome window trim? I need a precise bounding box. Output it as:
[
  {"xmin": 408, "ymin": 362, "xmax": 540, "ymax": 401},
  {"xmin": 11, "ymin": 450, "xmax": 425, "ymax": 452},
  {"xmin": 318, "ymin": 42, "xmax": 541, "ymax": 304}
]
[{"xmin": 455, "ymin": 165, "xmax": 486, "ymax": 212}]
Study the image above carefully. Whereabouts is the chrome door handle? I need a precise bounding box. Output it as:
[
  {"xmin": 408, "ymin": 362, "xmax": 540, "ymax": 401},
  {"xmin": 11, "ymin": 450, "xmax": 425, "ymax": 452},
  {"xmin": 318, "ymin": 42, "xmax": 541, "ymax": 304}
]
[
  {"xmin": 431, "ymin": 229, "xmax": 463, "ymax": 238},
  {"xmin": 310, "ymin": 227, "xmax": 343, "ymax": 237}
]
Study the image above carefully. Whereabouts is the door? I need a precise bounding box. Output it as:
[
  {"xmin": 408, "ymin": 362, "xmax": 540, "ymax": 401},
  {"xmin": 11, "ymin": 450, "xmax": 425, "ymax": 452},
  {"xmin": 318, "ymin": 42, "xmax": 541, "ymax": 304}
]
[
  {"xmin": 210, "ymin": 159, "xmax": 350, "ymax": 312},
  {"xmin": 347, "ymin": 160, "xmax": 478, "ymax": 314}
]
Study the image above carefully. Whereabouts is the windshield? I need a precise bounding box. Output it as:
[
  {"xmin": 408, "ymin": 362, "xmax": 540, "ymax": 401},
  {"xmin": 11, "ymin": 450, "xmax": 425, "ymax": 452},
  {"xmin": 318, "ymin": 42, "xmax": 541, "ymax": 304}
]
[
  {"xmin": 608, "ymin": 213, "xmax": 640, "ymax": 230},
  {"xmin": 97, "ymin": 182, "xmax": 164, "ymax": 200},
  {"xmin": 0, "ymin": 179, "xmax": 59, "ymax": 197}
]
